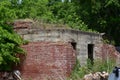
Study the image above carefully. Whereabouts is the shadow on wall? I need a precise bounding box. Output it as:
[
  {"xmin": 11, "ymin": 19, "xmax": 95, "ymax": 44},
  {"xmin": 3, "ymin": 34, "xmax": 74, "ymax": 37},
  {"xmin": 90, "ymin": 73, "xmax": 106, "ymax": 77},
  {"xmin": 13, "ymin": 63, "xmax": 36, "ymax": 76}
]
[{"xmin": 116, "ymin": 47, "xmax": 120, "ymax": 53}]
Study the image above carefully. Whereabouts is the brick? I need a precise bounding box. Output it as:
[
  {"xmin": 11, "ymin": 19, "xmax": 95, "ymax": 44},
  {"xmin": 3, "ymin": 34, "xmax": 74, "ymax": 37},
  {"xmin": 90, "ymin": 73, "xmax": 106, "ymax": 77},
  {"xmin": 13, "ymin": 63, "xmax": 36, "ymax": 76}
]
[{"xmin": 16, "ymin": 42, "xmax": 76, "ymax": 80}]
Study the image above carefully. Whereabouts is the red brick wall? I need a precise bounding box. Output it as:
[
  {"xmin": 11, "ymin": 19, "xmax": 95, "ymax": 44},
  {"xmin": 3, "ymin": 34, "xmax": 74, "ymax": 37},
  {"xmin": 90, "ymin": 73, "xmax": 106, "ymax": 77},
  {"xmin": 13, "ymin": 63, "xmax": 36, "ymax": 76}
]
[
  {"xmin": 17, "ymin": 42, "xmax": 76, "ymax": 80},
  {"xmin": 95, "ymin": 44, "xmax": 120, "ymax": 62}
]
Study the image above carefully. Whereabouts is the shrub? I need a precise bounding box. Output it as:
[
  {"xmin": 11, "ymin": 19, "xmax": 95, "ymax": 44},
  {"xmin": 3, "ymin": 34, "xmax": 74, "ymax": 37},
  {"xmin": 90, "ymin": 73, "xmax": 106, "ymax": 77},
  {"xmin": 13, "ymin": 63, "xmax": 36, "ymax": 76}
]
[
  {"xmin": 92, "ymin": 59, "xmax": 115, "ymax": 73},
  {"xmin": 0, "ymin": 25, "xmax": 25, "ymax": 71},
  {"xmin": 68, "ymin": 58, "xmax": 116, "ymax": 80}
]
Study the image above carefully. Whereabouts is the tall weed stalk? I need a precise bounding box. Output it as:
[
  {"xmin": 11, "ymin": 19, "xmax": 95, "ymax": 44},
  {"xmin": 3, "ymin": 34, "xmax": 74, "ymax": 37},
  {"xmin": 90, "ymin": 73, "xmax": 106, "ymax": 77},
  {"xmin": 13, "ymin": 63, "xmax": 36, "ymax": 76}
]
[{"xmin": 68, "ymin": 58, "xmax": 116, "ymax": 80}]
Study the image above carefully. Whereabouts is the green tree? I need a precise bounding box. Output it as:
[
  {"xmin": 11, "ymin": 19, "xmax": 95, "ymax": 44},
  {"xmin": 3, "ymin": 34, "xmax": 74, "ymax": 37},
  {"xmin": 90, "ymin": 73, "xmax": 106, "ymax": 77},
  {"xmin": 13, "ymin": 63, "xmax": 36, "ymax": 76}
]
[
  {"xmin": 72, "ymin": 0, "xmax": 120, "ymax": 45},
  {"xmin": 48, "ymin": 1, "xmax": 89, "ymax": 31},
  {"xmin": 0, "ymin": 25, "xmax": 25, "ymax": 71},
  {"xmin": 1, "ymin": 0, "xmax": 120, "ymax": 45}
]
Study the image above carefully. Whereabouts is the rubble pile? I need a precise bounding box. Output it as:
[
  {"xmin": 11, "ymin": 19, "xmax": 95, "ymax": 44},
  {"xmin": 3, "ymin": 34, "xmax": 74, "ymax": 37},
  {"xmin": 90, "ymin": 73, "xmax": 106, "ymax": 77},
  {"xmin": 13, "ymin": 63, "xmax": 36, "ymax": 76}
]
[{"xmin": 83, "ymin": 71, "xmax": 109, "ymax": 80}]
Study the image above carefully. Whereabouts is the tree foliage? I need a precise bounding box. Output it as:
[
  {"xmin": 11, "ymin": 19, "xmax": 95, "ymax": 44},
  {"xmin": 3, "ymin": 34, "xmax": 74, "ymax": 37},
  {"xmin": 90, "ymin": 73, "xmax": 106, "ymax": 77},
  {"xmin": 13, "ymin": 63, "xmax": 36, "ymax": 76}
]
[
  {"xmin": 0, "ymin": 25, "xmax": 25, "ymax": 71},
  {"xmin": 49, "ymin": 1, "xmax": 89, "ymax": 31},
  {"xmin": 0, "ymin": 0, "xmax": 120, "ymax": 71},
  {"xmin": 72, "ymin": 0, "xmax": 120, "ymax": 45},
  {"xmin": 0, "ymin": 0, "xmax": 120, "ymax": 48},
  {"xmin": 0, "ymin": 0, "xmax": 26, "ymax": 71}
]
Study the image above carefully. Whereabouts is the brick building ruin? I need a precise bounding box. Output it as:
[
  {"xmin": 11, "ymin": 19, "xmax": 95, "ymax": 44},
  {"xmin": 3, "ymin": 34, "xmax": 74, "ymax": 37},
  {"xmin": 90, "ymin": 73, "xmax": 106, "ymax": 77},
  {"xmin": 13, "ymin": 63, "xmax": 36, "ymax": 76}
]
[{"xmin": 13, "ymin": 19, "xmax": 120, "ymax": 80}]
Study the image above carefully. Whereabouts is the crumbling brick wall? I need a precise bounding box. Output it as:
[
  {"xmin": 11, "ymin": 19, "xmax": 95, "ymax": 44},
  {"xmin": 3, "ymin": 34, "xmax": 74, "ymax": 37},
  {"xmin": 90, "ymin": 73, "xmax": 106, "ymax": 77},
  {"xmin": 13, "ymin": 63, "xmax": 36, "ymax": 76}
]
[
  {"xmin": 94, "ymin": 44, "xmax": 120, "ymax": 65},
  {"xmin": 17, "ymin": 42, "xmax": 76, "ymax": 80},
  {"xmin": 12, "ymin": 19, "xmax": 120, "ymax": 80},
  {"xmin": 13, "ymin": 19, "xmax": 102, "ymax": 66}
]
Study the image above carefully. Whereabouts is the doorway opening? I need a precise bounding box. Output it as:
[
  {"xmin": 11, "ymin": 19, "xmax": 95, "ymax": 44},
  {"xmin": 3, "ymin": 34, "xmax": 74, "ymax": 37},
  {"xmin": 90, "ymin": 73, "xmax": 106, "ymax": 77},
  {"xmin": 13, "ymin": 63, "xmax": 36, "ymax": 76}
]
[{"xmin": 88, "ymin": 44, "xmax": 94, "ymax": 65}]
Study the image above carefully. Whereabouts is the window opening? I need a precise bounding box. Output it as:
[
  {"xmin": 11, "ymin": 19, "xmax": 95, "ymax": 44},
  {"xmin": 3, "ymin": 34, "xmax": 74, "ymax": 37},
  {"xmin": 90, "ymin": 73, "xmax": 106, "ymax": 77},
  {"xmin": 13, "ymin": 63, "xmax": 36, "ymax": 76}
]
[{"xmin": 71, "ymin": 42, "xmax": 76, "ymax": 50}]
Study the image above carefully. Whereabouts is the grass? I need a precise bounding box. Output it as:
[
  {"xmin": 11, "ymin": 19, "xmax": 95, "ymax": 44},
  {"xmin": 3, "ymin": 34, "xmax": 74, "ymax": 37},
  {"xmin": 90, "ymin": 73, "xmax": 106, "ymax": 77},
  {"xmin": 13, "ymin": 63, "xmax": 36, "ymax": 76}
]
[{"xmin": 68, "ymin": 58, "xmax": 116, "ymax": 80}]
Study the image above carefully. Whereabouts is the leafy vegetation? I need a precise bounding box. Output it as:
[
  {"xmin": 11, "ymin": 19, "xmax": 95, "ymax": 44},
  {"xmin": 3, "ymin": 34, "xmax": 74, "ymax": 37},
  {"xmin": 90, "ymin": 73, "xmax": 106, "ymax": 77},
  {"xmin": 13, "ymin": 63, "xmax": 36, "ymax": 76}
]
[
  {"xmin": 68, "ymin": 59, "xmax": 115, "ymax": 80},
  {"xmin": 0, "ymin": 0, "xmax": 120, "ymax": 45},
  {"xmin": 66, "ymin": 0, "xmax": 120, "ymax": 45},
  {"xmin": 0, "ymin": 0, "xmax": 119, "ymax": 70},
  {"xmin": 0, "ymin": 25, "xmax": 25, "ymax": 71}
]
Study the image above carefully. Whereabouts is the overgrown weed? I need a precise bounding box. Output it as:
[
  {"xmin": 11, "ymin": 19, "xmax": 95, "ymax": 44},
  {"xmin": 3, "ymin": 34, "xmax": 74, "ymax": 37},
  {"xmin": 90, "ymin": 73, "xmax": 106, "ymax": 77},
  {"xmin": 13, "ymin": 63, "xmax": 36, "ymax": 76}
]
[{"xmin": 68, "ymin": 58, "xmax": 116, "ymax": 80}]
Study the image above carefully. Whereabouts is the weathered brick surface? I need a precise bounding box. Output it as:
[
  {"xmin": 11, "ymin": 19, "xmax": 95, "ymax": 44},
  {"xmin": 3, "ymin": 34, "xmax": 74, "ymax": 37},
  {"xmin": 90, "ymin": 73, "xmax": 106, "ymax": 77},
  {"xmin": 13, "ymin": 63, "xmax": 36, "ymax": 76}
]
[
  {"xmin": 94, "ymin": 44, "xmax": 120, "ymax": 65},
  {"xmin": 17, "ymin": 42, "xmax": 76, "ymax": 80},
  {"xmin": 13, "ymin": 19, "xmax": 102, "ymax": 66},
  {"xmin": 13, "ymin": 19, "xmax": 33, "ymax": 29}
]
